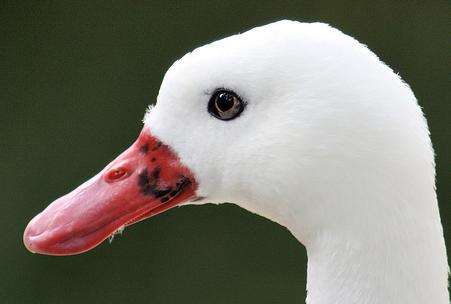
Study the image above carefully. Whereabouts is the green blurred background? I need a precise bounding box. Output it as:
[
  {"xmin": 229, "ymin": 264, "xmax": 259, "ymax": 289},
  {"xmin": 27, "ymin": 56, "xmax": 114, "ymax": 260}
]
[{"xmin": 1, "ymin": 1, "xmax": 449, "ymax": 303}]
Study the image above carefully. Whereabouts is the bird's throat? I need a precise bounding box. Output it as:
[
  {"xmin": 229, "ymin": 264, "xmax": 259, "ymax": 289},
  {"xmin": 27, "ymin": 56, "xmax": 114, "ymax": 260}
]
[{"xmin": 302, "ymin": 215, "xmax": 448, "ymax": 304}]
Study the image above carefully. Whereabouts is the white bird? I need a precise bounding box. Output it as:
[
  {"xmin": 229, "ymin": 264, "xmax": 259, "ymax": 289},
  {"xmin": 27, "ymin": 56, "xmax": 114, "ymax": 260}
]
[{"xmin": 23, "ymin": 20, "xmax": 449, "ymax": 304}]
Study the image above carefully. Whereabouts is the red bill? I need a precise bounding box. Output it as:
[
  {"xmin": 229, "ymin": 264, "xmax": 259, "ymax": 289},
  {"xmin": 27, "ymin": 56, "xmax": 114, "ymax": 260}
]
[{"xmin": 23, "ymin": 127, "xmax": 198, "ymax": 256}]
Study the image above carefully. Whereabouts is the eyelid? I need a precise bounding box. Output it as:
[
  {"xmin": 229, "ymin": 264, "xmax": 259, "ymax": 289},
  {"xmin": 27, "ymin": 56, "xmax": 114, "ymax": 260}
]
[{"xmin": 207, "ymin": 88, "xmax": 246, "ymax": 104}]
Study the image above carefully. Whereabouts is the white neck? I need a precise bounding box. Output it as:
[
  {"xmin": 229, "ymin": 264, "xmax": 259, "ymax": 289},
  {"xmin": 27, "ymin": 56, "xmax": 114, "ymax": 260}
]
[
  {"xmin": 224, "ymin": 149, "xmax": 449, "ymax": 304},
  {"xmin": 295, "ymin": 194, "xmax": 449, "ymax": 304},
  {"xmin": 232, "ymin": 178, "xmax": 448, "ymax": 304}
]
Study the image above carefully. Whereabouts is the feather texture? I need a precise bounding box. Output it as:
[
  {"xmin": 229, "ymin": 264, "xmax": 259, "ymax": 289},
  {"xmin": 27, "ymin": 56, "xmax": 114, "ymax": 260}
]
[{"xmin": 144, "ymin": 20, "xmax": 449, "ymax": 304}]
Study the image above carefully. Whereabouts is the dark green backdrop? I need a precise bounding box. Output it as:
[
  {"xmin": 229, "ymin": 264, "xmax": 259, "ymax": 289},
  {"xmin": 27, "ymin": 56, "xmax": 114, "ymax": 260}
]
[{"xmin": 1, "ymin": 1, "xmax": 449, "ymax": 303}]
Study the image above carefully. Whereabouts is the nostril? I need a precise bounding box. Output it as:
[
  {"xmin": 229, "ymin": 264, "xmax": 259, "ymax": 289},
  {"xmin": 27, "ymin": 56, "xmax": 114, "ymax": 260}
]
[{"xmin": 105, "ymin": 167, "xmax": 129, "ymax": 183}]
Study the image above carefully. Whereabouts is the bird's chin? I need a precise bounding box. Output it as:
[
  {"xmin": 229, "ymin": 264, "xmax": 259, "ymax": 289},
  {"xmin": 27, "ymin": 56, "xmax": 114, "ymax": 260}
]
[{"xmin": 23, "ymin": 127, "xmax": 198, "ymax": 256}]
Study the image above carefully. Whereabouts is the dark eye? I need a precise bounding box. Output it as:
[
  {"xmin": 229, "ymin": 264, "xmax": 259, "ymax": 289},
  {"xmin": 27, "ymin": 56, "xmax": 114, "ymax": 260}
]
[{"xmin": 208, "ymin": 89, "xmax": 245, "ymax": 121}]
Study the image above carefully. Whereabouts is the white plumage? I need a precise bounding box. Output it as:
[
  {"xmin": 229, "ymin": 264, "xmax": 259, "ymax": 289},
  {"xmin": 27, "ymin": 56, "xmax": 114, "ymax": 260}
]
[{"xmin": 144, "ymin": 20, "xmax": 449, "ymax": 304}]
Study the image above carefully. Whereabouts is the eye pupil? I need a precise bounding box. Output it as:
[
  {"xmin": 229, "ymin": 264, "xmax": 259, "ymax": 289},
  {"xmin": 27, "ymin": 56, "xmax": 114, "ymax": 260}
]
[
  {"xmin": 216, "ymin": 93, "xmax": 235, "ymax": 111},
  {"xmin": 208, "ymin": 89, "xmax": 245, "ymax": 121}
]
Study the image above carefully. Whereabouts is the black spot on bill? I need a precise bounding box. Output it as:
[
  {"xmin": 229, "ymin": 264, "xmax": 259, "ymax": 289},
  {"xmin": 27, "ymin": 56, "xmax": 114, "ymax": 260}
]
[
  {"xmin": 137, "ymin": 168, "xmax": 191, "ymax": 204},
  {"xmin": 139, "ymin": 144, "xmax": 149, "ymax": 154},
  {"xmin": 151, "ymin": 141, "xmax": 162, "ymax": 151}
]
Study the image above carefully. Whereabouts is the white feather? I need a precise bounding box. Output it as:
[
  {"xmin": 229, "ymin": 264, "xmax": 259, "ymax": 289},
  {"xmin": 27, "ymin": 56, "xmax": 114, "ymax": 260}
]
[{"xmin": 144, "ymin": 20, "xmax": 449, "ymax": 304}]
